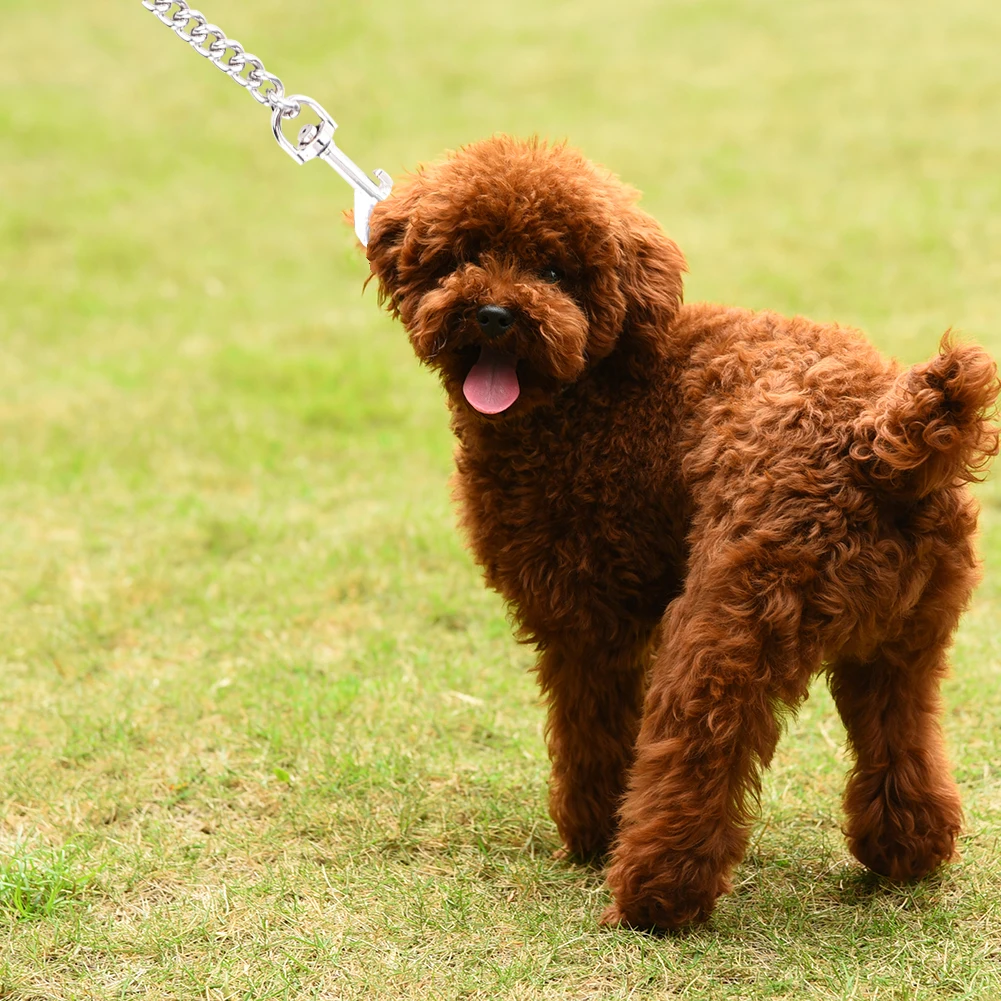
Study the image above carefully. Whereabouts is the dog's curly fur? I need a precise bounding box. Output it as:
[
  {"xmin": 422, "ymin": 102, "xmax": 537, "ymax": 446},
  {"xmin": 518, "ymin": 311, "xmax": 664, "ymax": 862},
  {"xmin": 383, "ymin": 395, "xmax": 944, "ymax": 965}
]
[{"xmin": 365, "ymin": 135, "xmax": 999, "ymax": 930}]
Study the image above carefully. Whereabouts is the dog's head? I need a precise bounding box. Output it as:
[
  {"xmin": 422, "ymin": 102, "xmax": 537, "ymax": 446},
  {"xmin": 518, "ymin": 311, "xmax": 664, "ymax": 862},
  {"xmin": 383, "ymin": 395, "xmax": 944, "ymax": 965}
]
[{"xmin": 366, "ymin": 136, "xmax": 686, "ymax": 417}]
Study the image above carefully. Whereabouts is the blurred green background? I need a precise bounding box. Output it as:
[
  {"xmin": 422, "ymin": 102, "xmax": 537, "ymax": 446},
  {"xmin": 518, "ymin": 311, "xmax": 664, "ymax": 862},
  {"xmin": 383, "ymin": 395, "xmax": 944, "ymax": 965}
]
[{"xmin": 2, "ymin": 1, "xmax": 1000, "ymax": 998}]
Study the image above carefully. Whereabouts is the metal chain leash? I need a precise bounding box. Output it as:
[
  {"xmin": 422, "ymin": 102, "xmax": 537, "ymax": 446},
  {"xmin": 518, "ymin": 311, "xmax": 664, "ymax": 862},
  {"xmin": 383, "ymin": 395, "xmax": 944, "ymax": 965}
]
[
  {"xmin": 140, "ymin": 0, "xmax": 300, "ymax": 115},
  {"xmin": 139, "ymin": 0, "xmax": 392, "ymax": 245}
]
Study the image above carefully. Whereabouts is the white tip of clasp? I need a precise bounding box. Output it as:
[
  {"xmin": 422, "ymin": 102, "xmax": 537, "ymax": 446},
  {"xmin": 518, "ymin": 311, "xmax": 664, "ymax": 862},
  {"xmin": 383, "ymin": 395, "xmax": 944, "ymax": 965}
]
[
  {"xmin": 353, "ymin": 171, "xmax": 393, "ymax": 246},
  {"xmin": 354, "ymin": 189, "xmax": 376, "ymax": 247}
]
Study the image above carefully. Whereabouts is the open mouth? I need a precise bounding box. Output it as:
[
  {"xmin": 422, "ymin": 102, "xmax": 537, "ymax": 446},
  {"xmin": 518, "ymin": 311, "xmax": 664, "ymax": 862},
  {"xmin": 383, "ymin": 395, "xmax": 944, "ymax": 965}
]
[{"xmin": 462, "ymin": 345, "xmax": 521, "ymax": 414}]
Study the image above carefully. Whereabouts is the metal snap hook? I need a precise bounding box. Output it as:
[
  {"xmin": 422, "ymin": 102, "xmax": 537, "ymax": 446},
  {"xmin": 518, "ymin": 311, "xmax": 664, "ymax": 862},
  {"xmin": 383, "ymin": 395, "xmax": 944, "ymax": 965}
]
[{"xmin": 271, "ymin": 96, "xmax": 393, "ymax": 245}]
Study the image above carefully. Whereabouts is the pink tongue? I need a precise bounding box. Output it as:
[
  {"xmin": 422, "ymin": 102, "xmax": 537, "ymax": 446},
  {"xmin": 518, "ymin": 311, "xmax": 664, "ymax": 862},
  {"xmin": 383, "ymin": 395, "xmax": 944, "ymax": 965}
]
[{"xmin": 462, "ymin": 347, "xmax": 520, "ymax": 414}]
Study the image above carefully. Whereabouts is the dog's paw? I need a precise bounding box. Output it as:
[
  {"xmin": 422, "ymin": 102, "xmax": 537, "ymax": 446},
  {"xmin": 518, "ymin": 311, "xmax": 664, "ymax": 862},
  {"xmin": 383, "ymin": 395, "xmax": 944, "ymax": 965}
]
[
  {"xmin": 604, "ymin": 854, "xmax": 728, "ymax": 931},
  {"xmin": 600, "ymin": 888, "xmax": 714, "ymax": 932},
  {"xmin": 847, "ymin": 817, "xmax": 959, "ymax": 882},
  {"xmin": 845, "ymin": 773, "xmax": 962, "ymax": 881},
  {"xmin": 549, "ymin": 800, "xmax": 617, "ymax": 862},
  {"xmin": 552, "ymin": 843, "xmax": 606, "ymax": 867},
  {"xmin": 600, "ymin": 892, "xmax": 709, "ymax": 932}
]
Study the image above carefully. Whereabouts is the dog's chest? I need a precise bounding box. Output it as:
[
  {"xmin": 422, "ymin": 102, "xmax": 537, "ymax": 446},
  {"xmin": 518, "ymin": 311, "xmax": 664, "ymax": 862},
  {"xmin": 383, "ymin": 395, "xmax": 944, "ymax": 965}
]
[{"xmin": 454, "ymin": 413, "xmax": 689, "ymax": 633}]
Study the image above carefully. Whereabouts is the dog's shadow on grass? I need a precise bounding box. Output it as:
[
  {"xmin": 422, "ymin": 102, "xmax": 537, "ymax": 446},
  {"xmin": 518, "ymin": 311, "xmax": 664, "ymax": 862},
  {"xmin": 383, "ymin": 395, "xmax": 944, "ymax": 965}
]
[
  {"xmin": 714, "ymin": 849, "xmax": 962, "ymax": 946},
  {"xmin": 832, "ymin": 864, "xmax": 953, "ymax": 909}
]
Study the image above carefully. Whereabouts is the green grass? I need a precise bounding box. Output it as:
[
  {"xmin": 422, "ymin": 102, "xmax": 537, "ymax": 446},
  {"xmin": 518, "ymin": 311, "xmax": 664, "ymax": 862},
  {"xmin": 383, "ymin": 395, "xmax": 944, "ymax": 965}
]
[
  {"xmin": 3, "ymin": 0, "xmax": 1001, "ymax": 997},
  {"xmin": 0, "ymin": 843, "xmax": 97, "ymax": 922}
]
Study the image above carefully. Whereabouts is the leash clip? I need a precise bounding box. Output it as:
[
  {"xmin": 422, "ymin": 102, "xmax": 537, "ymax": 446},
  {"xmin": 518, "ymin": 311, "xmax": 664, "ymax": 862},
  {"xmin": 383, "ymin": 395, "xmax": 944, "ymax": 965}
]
[{"xmin": 272, "ymin": 96, "xmax": 393, "ymax": 246}]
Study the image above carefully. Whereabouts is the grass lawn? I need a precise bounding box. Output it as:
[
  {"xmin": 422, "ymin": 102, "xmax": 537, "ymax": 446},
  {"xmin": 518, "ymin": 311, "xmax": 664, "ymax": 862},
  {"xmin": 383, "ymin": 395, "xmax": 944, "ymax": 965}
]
[{"xmin": 3, "ymin": 0, "xmax": 1001, "ymax": 997}]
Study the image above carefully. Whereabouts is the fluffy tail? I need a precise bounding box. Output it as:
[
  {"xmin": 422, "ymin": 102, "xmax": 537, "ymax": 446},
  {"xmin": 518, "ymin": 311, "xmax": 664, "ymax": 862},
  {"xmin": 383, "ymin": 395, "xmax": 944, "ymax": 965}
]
[{"xmin": 852, "ymin": 335, "xmax": 1000, "ymax": 499}]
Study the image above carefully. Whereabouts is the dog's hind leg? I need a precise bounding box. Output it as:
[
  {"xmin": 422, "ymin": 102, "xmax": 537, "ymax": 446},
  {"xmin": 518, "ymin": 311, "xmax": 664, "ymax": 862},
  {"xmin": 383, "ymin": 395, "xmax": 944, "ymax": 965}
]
[
  {"xmin": 829, "ymin": 578, "xmax": 969, "ymax": 882},
  {"xmin": 537, "ymin": 638, "xmax": 650, "ymax": 860},
  {"xmin": 602, "ymin": 547, "xmax": 820, "ymax": 929}
]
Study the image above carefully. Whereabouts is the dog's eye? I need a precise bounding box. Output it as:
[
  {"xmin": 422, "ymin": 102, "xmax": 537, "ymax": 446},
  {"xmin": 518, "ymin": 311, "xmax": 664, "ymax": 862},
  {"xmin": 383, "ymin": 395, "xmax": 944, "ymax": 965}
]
[
  {"xmin": 540, "ymin": 266, "xmax": 562, "ymax": 284},
  {"xmin": 430, "ymin": 257, "xmax": 458, "ymax": 283}
]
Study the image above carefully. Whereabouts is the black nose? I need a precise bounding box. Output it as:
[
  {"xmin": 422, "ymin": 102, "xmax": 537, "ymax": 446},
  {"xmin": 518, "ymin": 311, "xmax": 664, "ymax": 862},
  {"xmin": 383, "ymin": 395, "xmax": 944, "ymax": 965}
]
[{"xmin": 476, "ymin": 305, "xmax": 514, "ymax": 338}]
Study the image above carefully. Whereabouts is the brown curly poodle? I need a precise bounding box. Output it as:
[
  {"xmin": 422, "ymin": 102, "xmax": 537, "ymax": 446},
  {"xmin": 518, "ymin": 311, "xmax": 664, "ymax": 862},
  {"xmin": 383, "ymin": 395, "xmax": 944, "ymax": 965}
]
[{"xmin": 364, "ymin": 135, "xmax": 999, "ymax": 930}]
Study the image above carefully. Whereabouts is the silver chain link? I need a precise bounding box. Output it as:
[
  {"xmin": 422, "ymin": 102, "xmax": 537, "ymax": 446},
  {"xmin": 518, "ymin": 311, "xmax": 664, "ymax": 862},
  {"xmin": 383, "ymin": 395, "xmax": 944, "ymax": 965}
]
[{"xmin": 140, "ymin": 0, "xmax": 301, "ymax": 117}]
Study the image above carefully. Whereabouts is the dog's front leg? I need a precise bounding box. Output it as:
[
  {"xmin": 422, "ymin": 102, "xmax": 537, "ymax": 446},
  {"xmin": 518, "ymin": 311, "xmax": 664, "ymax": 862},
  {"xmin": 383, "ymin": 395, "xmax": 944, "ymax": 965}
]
[
  {"xmin": 536, "ymin": 638, "xmax": 650, "ymax": 860},
  {"xmin": 602, "ymin": 559, "xmax": 818, "ymax": 929}
]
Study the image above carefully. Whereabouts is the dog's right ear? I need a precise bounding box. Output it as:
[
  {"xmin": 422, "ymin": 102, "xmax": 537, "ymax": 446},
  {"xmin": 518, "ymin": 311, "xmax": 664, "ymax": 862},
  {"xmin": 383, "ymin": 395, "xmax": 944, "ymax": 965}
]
[{"xmin": 365, "ymin": 180, "xmax": 421, "ymax": 318}]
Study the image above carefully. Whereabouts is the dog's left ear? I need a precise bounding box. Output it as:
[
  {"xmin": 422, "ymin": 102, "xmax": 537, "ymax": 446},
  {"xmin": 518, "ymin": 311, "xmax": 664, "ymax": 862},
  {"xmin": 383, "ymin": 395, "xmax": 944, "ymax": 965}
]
[
  {"xmin": 365, "ymin": 180, "xmax": 422, "ymax": 318},
  {"xmin": 615, "ymin": 208, "xmax": 687, "ymax": 351}
]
